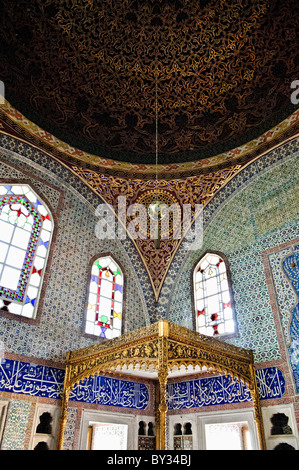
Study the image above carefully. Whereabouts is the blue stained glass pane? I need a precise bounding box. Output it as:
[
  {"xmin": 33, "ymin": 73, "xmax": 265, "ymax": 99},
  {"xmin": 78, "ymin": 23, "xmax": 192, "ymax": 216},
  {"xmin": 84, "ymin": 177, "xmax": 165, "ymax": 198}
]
[
  {"xmin": 25, "ymin": 296, "xmax": 35, "ymax": 306},
  {"xmin": 5, "ymin": 186, "xmax": 13, "ymax": 194},
  {"xmin": 115, "ymin": 284, "xmax": 123, "ymax": 293},
  {"xmin": 39, "ymin": 239, "xmax": 49, "ymax": 248}
]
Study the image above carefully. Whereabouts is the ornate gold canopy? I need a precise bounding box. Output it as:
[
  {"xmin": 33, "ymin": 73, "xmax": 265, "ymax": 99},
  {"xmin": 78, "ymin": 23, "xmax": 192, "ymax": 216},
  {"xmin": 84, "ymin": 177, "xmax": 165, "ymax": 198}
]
[{"xmin": 57, "ymin": 320, "xmax": 266, "ymax": 450}]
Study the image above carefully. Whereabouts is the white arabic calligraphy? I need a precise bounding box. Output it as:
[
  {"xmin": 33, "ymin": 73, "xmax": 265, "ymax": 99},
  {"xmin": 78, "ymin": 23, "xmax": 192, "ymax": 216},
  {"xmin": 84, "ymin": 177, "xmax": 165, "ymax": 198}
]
[
  {"xmin": 167, "ymin": 368, "xmax": 285, "ymax": 410},
  {"xmin": 0, "ymin": 359, "xmax": 149, "ymax": 409},
  {"xmin": 0, "ymin": 360, "xmax": 284, "ymax": 410}
]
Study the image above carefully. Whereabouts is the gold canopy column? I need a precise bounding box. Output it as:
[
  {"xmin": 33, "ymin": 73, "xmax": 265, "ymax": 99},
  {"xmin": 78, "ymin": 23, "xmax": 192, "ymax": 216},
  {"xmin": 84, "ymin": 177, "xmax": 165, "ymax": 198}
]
[
  {"xmin": 57, "ymin": 388, "xmax": 70, "ymax": 450},
  {"xmin": 57, "ymin": 358, "xmax": 72, "ymax": 450},
  {"xmin": 157, "ymin": 320, "xmax": 169, "ymax": 450},
  {"xmin": 249, "ymin": 363, "xmax": 267, "ymax": 450}
]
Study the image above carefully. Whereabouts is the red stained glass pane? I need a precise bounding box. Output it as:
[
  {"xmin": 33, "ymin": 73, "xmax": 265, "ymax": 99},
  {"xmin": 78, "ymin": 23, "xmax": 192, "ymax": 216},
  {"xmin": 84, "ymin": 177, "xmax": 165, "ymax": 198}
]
[{"xmin": 194, "ymin": 253, "xmax": 234, "ymax": 338}]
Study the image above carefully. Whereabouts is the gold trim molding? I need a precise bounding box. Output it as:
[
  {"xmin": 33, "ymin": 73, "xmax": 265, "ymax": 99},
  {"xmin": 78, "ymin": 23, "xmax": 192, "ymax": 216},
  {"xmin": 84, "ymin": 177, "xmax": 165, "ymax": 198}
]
[{"xmin": 0, "ymin": 100, "xmax": 298, "ymax": 176}]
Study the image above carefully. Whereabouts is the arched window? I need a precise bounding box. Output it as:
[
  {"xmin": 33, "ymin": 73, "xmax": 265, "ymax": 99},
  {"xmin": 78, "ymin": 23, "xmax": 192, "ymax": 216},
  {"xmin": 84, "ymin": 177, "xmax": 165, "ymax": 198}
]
[
  {"xmin": 193, "ymin": 252, "xmax": 235, "ymax": 337},
  {"xmin": 0, "ymin": 184, "xmax": 53, "ymax": 319},
  {"xmin": 85, "ymin": 255, "xmax": 123, "ymax": 339}
]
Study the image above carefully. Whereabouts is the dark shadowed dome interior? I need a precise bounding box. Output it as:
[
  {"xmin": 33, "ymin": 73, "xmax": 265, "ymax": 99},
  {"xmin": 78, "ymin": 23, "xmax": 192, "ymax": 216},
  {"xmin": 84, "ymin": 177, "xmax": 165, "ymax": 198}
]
[{"xmin": 0, "ymin": 0, "xmax": 298, "ymax": 164}]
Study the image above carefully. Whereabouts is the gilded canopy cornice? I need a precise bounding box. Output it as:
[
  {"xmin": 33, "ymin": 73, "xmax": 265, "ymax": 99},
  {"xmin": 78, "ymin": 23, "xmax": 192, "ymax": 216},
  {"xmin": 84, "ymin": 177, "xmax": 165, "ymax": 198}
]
[
  {"xmin": 57, "ymin": 321, "xmax": 266, "ymax": 450},
  {"xmin": 65, "ymin": 321, "xmax": 254, "ymax": 390}
]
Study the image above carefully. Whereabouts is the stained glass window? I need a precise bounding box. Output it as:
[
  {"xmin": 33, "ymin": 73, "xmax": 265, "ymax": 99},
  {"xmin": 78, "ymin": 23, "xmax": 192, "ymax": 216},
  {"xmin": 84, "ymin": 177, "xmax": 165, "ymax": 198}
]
[
  {"xmin": 194, "ymin": 252, "xmax": 235, "ymax": 337},
  {"xmin": 85, "ymin": 255, "xmax": 123, "ymax": 339},
  {"xmin": 0, "ymin": 184, "xmax": 53, "ymax": 318}
]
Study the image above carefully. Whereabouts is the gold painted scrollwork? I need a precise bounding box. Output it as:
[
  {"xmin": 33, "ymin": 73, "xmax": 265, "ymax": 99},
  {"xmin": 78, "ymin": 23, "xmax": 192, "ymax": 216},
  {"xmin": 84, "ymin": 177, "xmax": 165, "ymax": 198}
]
[{"xmin": 71, "ymin": 163, "xmax": 243, "ymax": 300}]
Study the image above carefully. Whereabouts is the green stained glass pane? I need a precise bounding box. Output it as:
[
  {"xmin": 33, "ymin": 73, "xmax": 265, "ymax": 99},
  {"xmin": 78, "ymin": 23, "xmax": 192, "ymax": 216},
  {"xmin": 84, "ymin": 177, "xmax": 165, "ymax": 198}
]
[
  {"xmin": 94, "ymin": 260, "xmax": 102, "ymax": 270},
  {"xmin": 100, "ymin": 315, "xmax": 109, "ymax": 324}
]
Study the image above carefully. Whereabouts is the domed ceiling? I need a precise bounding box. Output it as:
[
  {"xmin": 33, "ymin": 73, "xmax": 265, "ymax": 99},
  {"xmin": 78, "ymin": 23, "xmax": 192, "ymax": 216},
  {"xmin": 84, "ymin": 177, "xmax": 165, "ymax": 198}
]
[
  {"xmin": 0, "ymin": 0, "xmax": 298, "ymax": 167},
  {"xmin": 0, "ymin": 0, "xmax": 298, "ymax": 300}
]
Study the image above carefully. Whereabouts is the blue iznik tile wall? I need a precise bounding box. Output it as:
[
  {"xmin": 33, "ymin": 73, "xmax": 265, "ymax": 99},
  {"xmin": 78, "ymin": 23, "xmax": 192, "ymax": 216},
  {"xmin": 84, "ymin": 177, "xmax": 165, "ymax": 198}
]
[
  {"xmin": 0, "ymin": 135, "xmax": 298, "ymax": 367},
  {"xmin": 167, "ymin": 139, "xmax": 299, "ymax": 367},
  {"xmin": 0, "ymin": 399, "xmax": 31, "ymax": 450},
  {"xmin": 0, "ymin": 137, "xmax": 151, "ymax": 362}
]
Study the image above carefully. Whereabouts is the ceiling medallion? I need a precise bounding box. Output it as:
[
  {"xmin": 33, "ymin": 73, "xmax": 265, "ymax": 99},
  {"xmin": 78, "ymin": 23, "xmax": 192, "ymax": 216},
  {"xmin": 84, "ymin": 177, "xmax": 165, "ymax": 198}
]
[{"xmin": 138, "ymin": 189, "xmax": 180, "ymax": 248}]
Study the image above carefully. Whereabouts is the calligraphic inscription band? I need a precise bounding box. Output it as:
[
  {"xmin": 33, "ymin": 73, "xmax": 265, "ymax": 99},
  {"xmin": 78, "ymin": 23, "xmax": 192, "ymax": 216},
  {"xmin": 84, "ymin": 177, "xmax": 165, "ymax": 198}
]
[
  {"xmin": 0, "ymin": 359, "xmax": 149, "ymax": 410},
  {"xmin": 167, "ymin": 367, "xmax": 285, "ymax": 410},
  {"xmin": 0, "ymin": 359, "xmax": 285, "ymax": 408}
]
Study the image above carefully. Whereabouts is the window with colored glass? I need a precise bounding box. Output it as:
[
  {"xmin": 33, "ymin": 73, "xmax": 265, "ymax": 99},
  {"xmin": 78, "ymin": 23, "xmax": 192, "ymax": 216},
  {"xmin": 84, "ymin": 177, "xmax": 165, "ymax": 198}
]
[
  {"xmin": 194, "ymin": 252, "xmax": 235, "ymax": 337},
  {"xmin": 85, "ymin": 255, "xmax": 123, "ymax": 339},
  {"xmin": 0, "ymin": 184, "xmax": 53, "ymax": 318}
]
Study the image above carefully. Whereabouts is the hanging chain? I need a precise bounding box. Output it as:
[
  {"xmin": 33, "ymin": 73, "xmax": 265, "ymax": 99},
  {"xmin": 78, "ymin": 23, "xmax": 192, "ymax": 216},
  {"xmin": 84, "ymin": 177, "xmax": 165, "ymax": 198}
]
[{"xmin": 155, "ymin": 69, "xmax": 159, "ymax": 200}]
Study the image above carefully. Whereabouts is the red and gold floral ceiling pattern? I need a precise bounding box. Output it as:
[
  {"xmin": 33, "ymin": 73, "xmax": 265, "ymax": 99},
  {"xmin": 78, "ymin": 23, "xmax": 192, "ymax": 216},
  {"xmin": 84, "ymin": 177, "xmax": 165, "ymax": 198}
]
[{"xmin": 0, "ymin": 0, "xmax": 298, "ymax": 164}]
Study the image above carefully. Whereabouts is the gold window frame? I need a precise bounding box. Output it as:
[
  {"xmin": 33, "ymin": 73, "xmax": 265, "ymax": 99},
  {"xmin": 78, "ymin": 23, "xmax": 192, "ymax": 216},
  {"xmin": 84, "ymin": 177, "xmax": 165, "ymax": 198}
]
[{"xmin": 56, "ymin": 320, "xmax": 266, "ymax": 450}]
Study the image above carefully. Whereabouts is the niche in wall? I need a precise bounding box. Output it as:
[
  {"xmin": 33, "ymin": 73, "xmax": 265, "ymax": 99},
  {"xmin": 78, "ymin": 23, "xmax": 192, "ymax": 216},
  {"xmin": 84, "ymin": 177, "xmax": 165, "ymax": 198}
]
[
  {"xmin": 173, "ymin": 421, "xmax": 193, "ymax": 450},
  {"xmin": 168, "ymin": 414, "xmax": 197, "ymax": 450},
  {"xmin": 138, "ymin": 418, "xmax": 155, "ymax": 450},
  {"xmin": 30, "ymin": 404, "xmax": 60, "ymax": 450},
  {"xmin": 262, "ymin": 404, "xmax": 299, "ymax": 450}
]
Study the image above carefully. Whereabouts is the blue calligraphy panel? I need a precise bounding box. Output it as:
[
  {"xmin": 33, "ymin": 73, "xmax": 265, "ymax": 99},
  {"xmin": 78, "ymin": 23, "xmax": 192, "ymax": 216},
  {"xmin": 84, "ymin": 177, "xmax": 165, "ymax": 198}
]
[
  {"xmin": 0, "ymin": 359, "xmax": 285, "ymax": 411},
  {"xmin": 0, "ymin": 359, "xmax": 64, "ymax": 399},
  {"xmin": 167, "ymin": 367, "xmax": 285, "ymax": 410},
  {"xmin": 0, "ymin": 358, "xmax": 149, "ymax": 410},
  {"xmin": 70, "ymin": 375, "xmax": 149, "ymax": 409},
  {"xmin": 167, "ymin": 375, "xmax": 251, "ymax": 410},
  {"xmin": 255, "ymin": 367, "xmax": 286, "ymax": 400},
  {"xmin": 282, "ymin": 245, "xmax": 299, "ymax": 393}
]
